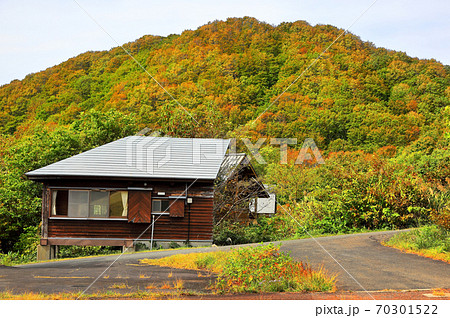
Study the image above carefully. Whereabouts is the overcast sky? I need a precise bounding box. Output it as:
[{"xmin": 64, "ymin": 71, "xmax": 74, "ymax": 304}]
[{"xmin": 0, "ymin": 0, "xmax": 449, "ymax": 86}]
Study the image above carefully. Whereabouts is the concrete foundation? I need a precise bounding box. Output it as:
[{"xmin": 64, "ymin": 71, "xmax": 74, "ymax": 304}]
[
  {"xmin": 122, "ymin": 245, "xmax": 135, "ymax": 253},
  {"xmin": 37, "ymin": 245, "xmax": 56, "ymax": 261}
]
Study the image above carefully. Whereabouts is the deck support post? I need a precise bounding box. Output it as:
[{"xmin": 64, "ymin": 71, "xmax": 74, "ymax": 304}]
[{"xmin": 37, "ymin": 245, "xmax": 56, "ymax": 261}]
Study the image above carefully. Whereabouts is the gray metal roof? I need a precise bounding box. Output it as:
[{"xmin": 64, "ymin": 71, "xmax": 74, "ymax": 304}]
[
  {"xmin": 26, "ymin": 136, "xmax": 231, "ymax": 180},
  {"xmin": 216, "ymin": 153, "xmax": 269, "ymax": 197},
  {"xmin": 216, "ymin": 153, "xmax": 248, "ymax": 181}
]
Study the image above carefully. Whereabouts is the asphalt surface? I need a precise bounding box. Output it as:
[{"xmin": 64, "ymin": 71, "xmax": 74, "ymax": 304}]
[
  {"xmin": 278, "ymin": 230, "xmax": 450, "ymax": 291},
  {"xmin": 0, "ymin": 230, "xmax": 448, "ymax": 295}
]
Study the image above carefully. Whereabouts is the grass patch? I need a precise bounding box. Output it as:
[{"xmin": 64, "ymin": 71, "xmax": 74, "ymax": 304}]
[
  {"xmin": 383, "ymin": 226, "xmax": 449, "ymax": 263},
  {"xmin": 0, "ymin": 290, "xmax": 197, "ymax": 300},
  {"xmin": 140, "ymin": 244, "xmax": 335, "ymax": 294}
]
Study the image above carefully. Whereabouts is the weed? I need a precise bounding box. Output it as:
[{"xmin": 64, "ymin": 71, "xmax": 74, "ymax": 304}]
[
  {"xmin": 432, "ymin": 288, "xmax": 447, "ymax": 296},
  {"xmin": 160, "ymin": 282, "xmax": 173, "ymax": 289},
  {"xmin": 145, "ymin": 284, "xmax": 157, "ymax": 290},
  {"xmin": 197, "ymin": 272, "xmax": 210, "ymax": 277},
  {"xmin": 140, "ymin": 251, "xmax": 228, "ymax": 272},
  {"xmin": 173, "ymin": 278, "xmax": 184, "ymax": 290},
  {"xmin": 110, "ymin": 283, "xmax": 130, "ymax": 289},
  {"xmin": 0, "ymin": 290, "xmax": 192, "ymax": 300}
]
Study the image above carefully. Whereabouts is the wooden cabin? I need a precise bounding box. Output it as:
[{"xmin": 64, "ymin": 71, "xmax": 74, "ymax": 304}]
[{"xmin": 26, "ymin": 136, "xmax": 266, "ymax": 260}]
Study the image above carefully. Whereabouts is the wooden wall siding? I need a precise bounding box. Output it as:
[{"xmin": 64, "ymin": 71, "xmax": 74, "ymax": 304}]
[
  {"xmin": 47, "ymin": 197, "xmax": 214, "ymax": 242},
  {"xmin": 46, "ymin": 178, "xmax": 214, "ymax": 191},
  {"xmin": 128, "ymin": 190, "xmax": 152, "ymax": 223},
  {"xmin": 153, "ymin": 184, "xmax": 214, "ymax": 198},
  {"xmin": 169, "ymin": 199, "xmax": 185, "ymax": 217}
]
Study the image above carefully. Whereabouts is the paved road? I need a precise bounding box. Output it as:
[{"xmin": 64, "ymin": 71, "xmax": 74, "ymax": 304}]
[
  {"xmin": 277, "ymin": 230, "xmax": 450, "ymax": 291},
  {"xmin": 0, "ymin": 251, "xmax": 217, "ymax": 295},
  {"xmin": 0, "ymin": 230, "xmax": 448, "ymax": 294}
]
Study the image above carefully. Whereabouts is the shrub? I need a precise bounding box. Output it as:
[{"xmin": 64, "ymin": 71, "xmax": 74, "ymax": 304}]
[
  {"xmin": 428, "ymin": 190, "xmax": 450, "ymax": 230},
  {"xmin": 215, "ymin": 244, "xmax": 334, "ymax": 293},
  {"xmin": 431, "ymin": 208, "xmax": 450, "ymax": 230},
  {"xmin": 57, "ymin": 246, "xmax": 119, "ymax": 259},
  {"xmin": 168, "ymin": 242, "xmax": 181, "ymax": 249},
  {"xmin": 265, "ymin": 151, "xmax": 432, "ymax": 233},
  {"xmin": 0, "ymin": 226, "xmax": 40, "ymax": 265},
  {"xmin": 141, "ymin": 244, "xmax": 335, "ymax": 293},
  {"xmin": 0, "ymin": 251, "xmax": 36, "ymax": 266},
  {"xmin": 213, "ymin": 217, "xmax": 283, "ymax": 245}
]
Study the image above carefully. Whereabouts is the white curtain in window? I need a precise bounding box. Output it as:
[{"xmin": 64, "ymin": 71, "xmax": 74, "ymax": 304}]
[
  {"xmin": 51, "ymin": 190, "xmax": 57, "ymax": 216},
  {"xmin": 121, "ymin": 191, "xmax": 128, "ymax": 216}
]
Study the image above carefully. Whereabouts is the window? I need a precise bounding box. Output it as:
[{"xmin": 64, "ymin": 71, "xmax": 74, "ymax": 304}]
[
  {"xmin": 110, "ymin": 191, "xmax": 128, "ymax": 217},
  {"xmin": 51, "ymin": 190, "xmax": 68, "ymax": 216},
  {"xmin": 152, "ymin": 199, "xmax": 170, "ymax": 213},
  {"xmin": 68, "ymin": 190, "xmax": 89, "ymax": 218},
  {"xmin": 52, "ymin": 189, "xmax": 129, "ymax": 219},
  {"xmin": 89, "ymin": 191, "xmax": 109, "ymax": 218}
]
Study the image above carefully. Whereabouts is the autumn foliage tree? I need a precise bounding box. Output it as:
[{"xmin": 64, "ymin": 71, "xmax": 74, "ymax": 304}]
[{"xmin": 0, "ymin": 17, "xmax": 449, "ymax": 251}]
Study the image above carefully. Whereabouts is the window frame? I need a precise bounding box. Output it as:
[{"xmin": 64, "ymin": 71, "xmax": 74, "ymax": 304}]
[
  {"xmin": 68, "ymin": 189, "xmax": 90, "ymax": 218},
  {"xmin": 51, "ymin": 189, "xmax": 68, "ymax": 216},
  {"xmin": 49, "ymin": 188, "xmax": 129, "ymax": 220},
  {"xmin": 89, "ymin": 190, "xmax": 110, "ymax": 218},
  {"xmin": 109, "ymin": 191, "xmax": 129, "ymax": 218},
  {"xmin": 151, "ymin": 199, "xmax": 170, "ymax": 215}
]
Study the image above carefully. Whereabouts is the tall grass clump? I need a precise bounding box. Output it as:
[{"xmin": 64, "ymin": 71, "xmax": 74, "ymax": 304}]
[
  {"xmin": 384, "ymin": 225, "xmax": 449, "ymax": 263},
  {"xmin": 141, "ymin": 244, "xmax": 335, "ymax": 293}
]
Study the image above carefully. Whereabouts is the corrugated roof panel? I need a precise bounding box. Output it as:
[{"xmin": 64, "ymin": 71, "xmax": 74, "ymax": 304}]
[
  {"xmin": 26, "ymin": 136, "xmax": 231, "ymax": 180},
  {"xmin": 217, "ymin": 153, "xmax": 247, "ymax": 181}
]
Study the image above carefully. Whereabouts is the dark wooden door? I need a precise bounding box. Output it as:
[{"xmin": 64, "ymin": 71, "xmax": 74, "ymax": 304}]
[{"xmin": 128, "ymin": 191, "xmax": 152, "ymax": 223}]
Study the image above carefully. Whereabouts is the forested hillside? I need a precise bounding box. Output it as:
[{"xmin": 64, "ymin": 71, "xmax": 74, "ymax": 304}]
[{"xmin": 1, "ymin": 17, "xmax": 449, "ymax": 257}]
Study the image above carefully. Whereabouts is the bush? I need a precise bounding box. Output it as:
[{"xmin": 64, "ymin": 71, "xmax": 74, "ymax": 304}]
[
  {"xmin": 213, "ymin": 217, "xmax": 282, "ymax": 245},
  {"xmin": 215, "ymin": 244, "xmax": 334, "ymax": 293},
  {"xmin": 0, "ymin": 226, "xmax": 40, "ymax": 265},
  {"xmin": 428, "ymin": 190, "xmax": 450, "ymax": 230},
  {"xmin": 265, "ymin": 151, "xmax": 432, "ymax": 233},
  {"xmin": 431, "ymin": 208, "xmax": 450, "ymax": 230},
  {"xmin": 0, "ymin": 251, "xmax": 36, "ymax": 266},
  {"xmin": 57, "ymin": 246, "xmax": 120, "ymax": 259},
  {"xmin": 168, "ymin": 242, "xmax": 181, "ymax": 249},
  {"xmin": 141, "ymin": 244, "xmax": 335, "ymax": 293}
]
